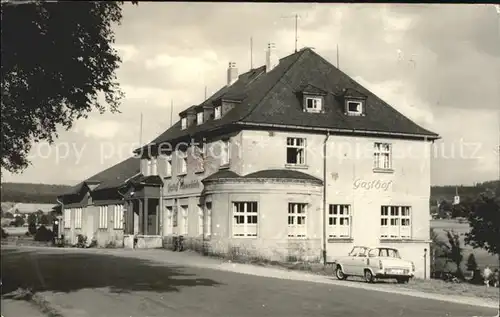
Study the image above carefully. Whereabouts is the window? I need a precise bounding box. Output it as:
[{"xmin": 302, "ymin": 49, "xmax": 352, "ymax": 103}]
[
  {"xmin": 193, "ymin": 145, "xmax": 205, "ymax": 172},
  {"xmin": 178, "ymin": 150, "xmax": 187, "ymax": 174},
  {"xmin": 205, "ymin": 202, "xmax": 212, "ymax": 237},
  {"xmin": 380, "ymin": 206, "xmax": 411, "ymax": 239},
  {"xmin": 181, "ymin": 117, "xmax": 187, "ymax": 129},
  {"xmin": 63, "ymin": 209, "xmax": 71, "ymax": 228},
  {"xmin": 149, "ymin": 157, "xmax": 157, "ymax": 175},
  {"xmin": 374, "ymin": 142, "xmax": 392, "ymax": 170},
  {"xmin": 232, "ymin": 202, "xmax": 258, "ymax": 237},
  {"xmin": 346, "ymin": 101, "xmax": 363, "ymax": 115},
  {"xmin": 146, "ymin": 159, "xmax": 155, "ymax": 176},
  {"xmin": 165, "ymin": 206, "xmax": 173, "ymax": 234},
  {"xmin": 286, "ymin": 137, "xmax": 306, "ymax": 165},
  {"xmin": 305, "ymin": 97, "xmax": 322, "ymax": 112},
  {"xmin": 172, "ymin": 207, "xmax": 178, "ymax": 228},
  {"xmin": 74, "ymin": 208, "xmax": 82, "ymax": 229},
  {"xmin": 288, "ymin": 203, "xmax": 307, "ymax": 238},
  {"xmin": 181, "ymin": 205, "xmax": 188, "ymax": 235},
  {"xmin": 196, "ymin": 112, "xmax": 204, "ymax": 125},
  {"xmin": 214, "ymin": 106, "xmax": 222, "ymax": 119},
  {"xmin": 328, "ymin": 204, "xmax": 351, "ymax": 238},
  {"xmin": 98, "ymin": 205, "xmax": 108, "ymax": 229},
  {"xmin": 197, "ymin": 204, "xmax": 204, "ymax": 236},
  {"xmin": 165, "ymin": 155, "xmax": 172, "ymax": 177},
  {"xmin": 113, "ymin": 204, "xmax": 124, "ymax": 230},
  {"xmin": 220, "ymin": 140, "xmax": 230, "ymax": 166}
]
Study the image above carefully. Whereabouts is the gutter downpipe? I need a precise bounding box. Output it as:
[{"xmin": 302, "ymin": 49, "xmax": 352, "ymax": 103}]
[{"xmin": 322, "ymin": 130, "xmax": 330, "ymax": 266}]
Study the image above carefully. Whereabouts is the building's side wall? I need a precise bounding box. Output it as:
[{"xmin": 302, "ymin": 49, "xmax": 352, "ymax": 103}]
[
  {"xmin": 165, "ymin": 181, "xmax": 323, "ymax": 261},
  {"xmin": 93, "ymin": 203, "xmax": 125, "ymax": 248},
  {"xmin": 238, "ymin": 130, "xmax": 432, "ymax": 277}
]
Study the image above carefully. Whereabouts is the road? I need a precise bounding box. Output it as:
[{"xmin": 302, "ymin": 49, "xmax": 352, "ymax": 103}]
[{"xmin": 1, "ymin": 247, "xmax": 497, "ymax": 317}]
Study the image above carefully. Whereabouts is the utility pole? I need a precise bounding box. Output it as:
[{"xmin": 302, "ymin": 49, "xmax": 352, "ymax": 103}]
[
  {"xmin": 250, "ymin": 37, "xmax": 253, "ymax": 69},
  {"xmin": 139, "ymin": 113, "xmax": 143, "ymax": 146},
  {"xmin": 336, "ymin": 44, "xmax": 339, "ymax": 69},
  {"xmin": 170, "ymin": 99, "xmax": 173, "ymax": 127}
]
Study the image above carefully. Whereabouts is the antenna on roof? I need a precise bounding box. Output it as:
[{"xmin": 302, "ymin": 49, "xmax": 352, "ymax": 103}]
[
  {"xmin": 250, "ymin": 36, "xmax": 253, "ymax": 69},
  {"xmin": 281, "ymin": 14, "xmax": 300, "ymax": 52},
  {"xmin": 336, "ymin": 44, "xmax": 340, "ymax": 69},
  {"xmin": 170, "ymin": 99, "xmax": 173, "ymax": 127},
  {"xmin": 139, "ymin": 112, "xmax": 143, "ymax": 146},
  {"xmin": 204, "ymin": 86, "xmax": 207, "ymax": 100}
]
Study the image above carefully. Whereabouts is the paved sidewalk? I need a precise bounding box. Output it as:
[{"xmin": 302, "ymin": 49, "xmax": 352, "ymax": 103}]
[{"xmin": 4, "ymin": 245, "xmax": 499, "ymax": 310}]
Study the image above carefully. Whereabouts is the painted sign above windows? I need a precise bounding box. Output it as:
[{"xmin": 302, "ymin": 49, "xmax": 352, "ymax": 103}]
[
  {"xmin": 353, "ymin": 178, "xmax": 392, "ymax": 191},
  {"xmin": 166, "ymin": 179, "xmax": 201, "ymax": 192}
]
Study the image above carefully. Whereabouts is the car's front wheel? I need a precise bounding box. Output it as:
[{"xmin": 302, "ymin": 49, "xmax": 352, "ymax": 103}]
[{"xmin": 335, "ymin": 265, "xmax": 348, "ymax": 280}]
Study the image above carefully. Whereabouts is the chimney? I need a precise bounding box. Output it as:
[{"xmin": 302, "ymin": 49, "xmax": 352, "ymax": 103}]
[
  {"xmin": 227, "ymin": 62, "xmax": 238, "ymax": 86},
  {"xmin": 266, "ymin": 42, "xmax": 278, "ymax": 73}
]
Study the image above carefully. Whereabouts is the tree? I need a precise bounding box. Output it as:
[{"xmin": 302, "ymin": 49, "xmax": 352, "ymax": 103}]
[
  {"xmin": 466, "ymin": 253, "xmax": 478, "ymax": 271},
  {"xmin": 27, "ymin": 213, "xmax": 37, "ymax": 235},
  {"xmin": 1, "ymin": 1, "xmax": 136, "ymax": 172},
  {"xmin": 442, "ymin": 229, "xmax": 464, "ymax": 279},
  {"xmin": 438, "ymin": 200, "xmax": 452, "ymax": 219},
  {"xmin": 13, "ymin": 216, "xmax": 24, "ymax": 227},
  {"xmin": 39, "ymin": 214, "xmax": 50, "ymax": 226},
  {"xmin": 465, "ymin": 193, "xmax": 500, "ymax": 262},
  {"xmin": 2, "ymin": 211, "xmax": 14, "ymax": 219}
]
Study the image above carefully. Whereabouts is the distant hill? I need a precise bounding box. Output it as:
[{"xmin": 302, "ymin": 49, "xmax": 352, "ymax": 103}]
[
  {"xmin": 0, "ymin": 182, "xmax": 72, "ymax": 204},
  {"xmin": 430, "ymin": 180, "xmax": 499, "ymax": 205}
]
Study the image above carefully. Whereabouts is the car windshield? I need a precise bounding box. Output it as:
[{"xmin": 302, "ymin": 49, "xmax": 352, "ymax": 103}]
[{"xmin": 376, "ymin": 248, "xmax": 401, "ymax": 258}]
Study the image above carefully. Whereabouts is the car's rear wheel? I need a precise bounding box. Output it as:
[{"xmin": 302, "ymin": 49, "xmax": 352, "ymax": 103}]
[
  {"xmin": 396, "ymin": 277, "xmax": 410, "ymax": 284},
  {"xmin": 364, "ymin": 270, "xmax": 374, "ymax": 283},
  {"xmin": 335, "ymin": 265, "xmax": 348, "ymax": 280}
]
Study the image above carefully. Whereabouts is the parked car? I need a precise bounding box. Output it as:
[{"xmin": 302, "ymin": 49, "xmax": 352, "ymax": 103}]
[{"xmin": 334, "ymin": 246, "xmax": 415, "ymax": 284}]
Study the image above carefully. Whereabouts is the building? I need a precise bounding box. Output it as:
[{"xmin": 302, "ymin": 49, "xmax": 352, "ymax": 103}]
[
  {"xmin": 116, "ymin": 44, "xmax": 439, "ymax": 279},
  {"xmin": 57, "ymin": 157, "xmax": 140, "ymax": 246}
]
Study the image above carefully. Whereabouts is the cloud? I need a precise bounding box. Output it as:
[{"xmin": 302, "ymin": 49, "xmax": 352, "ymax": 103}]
[
  {"xmin": 78, "ymin": 120, "xmax": 121, "ymax": 140},
  {"xmin": 113, "ymin": 44, "xmax": 139, "ymax": 62},
  {"xmin": 3, "ymin": 3, "xmax": 498, "ymax": 187}
]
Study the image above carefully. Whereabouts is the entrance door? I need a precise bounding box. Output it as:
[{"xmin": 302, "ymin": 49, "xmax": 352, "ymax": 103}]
[{"xmin": 147, "ymin": 200, "xmax": 158, "ymax": 235}]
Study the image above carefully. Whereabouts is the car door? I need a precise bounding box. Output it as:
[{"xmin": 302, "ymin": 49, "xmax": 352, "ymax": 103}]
[
  {"xmin": 354, "ymin": 247, "xmax": 369, "ymax": 275},
  {"xmin": 343, "ymin": 247, "xmax": 359, "ymax": 275}
]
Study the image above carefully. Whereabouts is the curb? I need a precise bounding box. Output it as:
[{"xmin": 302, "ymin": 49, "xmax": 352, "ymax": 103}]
[{"xmin": 188, "ymin": 260, "xmax": 499, "ymax": 309}]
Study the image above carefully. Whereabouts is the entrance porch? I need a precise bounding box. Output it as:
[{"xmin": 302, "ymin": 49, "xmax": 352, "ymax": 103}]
[{"xmin": 121, "ymin": 175, "xmax": 163, "ymax": 249}]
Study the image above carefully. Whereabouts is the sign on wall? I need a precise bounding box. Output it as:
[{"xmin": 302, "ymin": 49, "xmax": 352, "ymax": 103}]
[
  {"xmin": 166, "ymin": 179, "xmax": 200, "ymax": 193},
  {"xmin": 353, "ymin": 178, "xmax": 393, "ymax": 191}
]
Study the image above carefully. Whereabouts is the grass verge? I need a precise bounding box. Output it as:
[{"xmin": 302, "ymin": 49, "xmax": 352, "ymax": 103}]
[{"xmin": 3, "ymin": 288, "xmax": 64, "ymax": 317}]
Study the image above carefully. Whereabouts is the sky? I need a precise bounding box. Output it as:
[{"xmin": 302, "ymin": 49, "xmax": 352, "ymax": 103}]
[{"xmin": 2, "ymin": 3, "xmax": 499, "ymax": 186}]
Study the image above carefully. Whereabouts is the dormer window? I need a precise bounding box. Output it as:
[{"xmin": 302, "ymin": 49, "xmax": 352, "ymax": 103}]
[
  {"xmin": 305, "ymin": 97, "xmax": 322, "ymax": 112},
  {"xmin": 196, "ymin": 112, "xmax": 203, "ymax": 125},
  {"xmin": 181, "ymin": 117, "xmax": 187, "ymax": 129},
  {"xmin": 300, "ymin": 84, "xmax": 327, "ymax": 113},
  {"xmin": 346, "ymin": 100, "xmax": 363, "ymax": 115},
  {"xmin": 342, "ymin": 88, "xmax": 367, "ymax": 116},
  {"xmin": 214, "ymin": 106, "xmax": 222, "ymax": 119}
]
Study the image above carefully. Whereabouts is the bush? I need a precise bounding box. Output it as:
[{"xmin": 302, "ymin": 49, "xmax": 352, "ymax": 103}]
[
  {"xmin": 34, "ymin": 225, "xmax": 53, "ymax": 242},
  {"xmin": 75, "ymin": 234, "xmax": 87, "ymax": 248},
  {"xmin": 28, "ymin": 223, "xmax": 37, "ymax": 235},
  {"xmin": 1, "ymin": 228, "xmax": 8, "ymax": 239}
]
